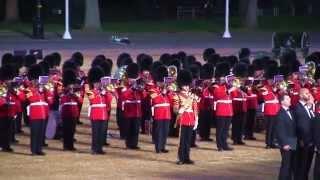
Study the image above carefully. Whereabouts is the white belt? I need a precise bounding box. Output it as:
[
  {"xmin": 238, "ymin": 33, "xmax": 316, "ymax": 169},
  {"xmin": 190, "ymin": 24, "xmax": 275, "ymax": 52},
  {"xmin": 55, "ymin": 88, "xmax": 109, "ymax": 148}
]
[
  {"xmin": 151, "ymin": 103, "xmax": 170, "ymax": 116},
  {"xmin": 27, "ymin": 101, "xmax": 48, "ymax": 116},
  {"xmin": 216, "ymin": 100, "xmax": 232, "ymax": 103},
  {"xmin": 62, "ymin": 102, "xmax": 78, "ymax": 106},
  {"xmin": 265, "ymin": 99, "xmax": 279, "ymax": 104},
  {"xmin": 261, "ymin": 99, "xmax": 278, "ymax": 113},
  {"xmin": 292, "ymin": 92, "xmax": 299, "ymax": 95},
  {"xmin": 214, "ymin": 100, "xmax": 232, "ymax": 111},
  {"xmin": 233, "ymin": 98, "xmax": 247, "ymax": 101},
  {"xmin": 88, "ymin": 104, "xmax": 106, "ymax": 117},
  {"xmin": 122, "ymin": 100, "xmax": 141, "ymax": 111},
  {"xmin": 203, "ymin": 96, "xmax": 214, "ymax": 99},
  {"xmin": 8, "ymin": 102, "xmax": 16, "ymax": 105},
  {"xmin": 247, "ymin": 94, "xmax": 257, "ymax": 98}
]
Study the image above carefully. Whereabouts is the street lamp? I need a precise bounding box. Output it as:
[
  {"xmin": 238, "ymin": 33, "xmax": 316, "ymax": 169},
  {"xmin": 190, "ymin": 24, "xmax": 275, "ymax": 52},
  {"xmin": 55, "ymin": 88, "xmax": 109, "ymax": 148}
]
[
  {"xmin": 223, "ymin": 0, "xmax": 231, "ymax": 38},
  {"xmin": 63, "ymin": 0, "xmax": 72, "ymax": 39},
  {"xmin": 33, "ymin": 0, "xmax": 44, "ymax": 39}
]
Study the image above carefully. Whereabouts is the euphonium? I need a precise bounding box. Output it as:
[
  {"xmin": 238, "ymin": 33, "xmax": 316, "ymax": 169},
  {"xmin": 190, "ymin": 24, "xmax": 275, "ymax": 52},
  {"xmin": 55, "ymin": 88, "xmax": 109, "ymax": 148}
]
[
  {"xmin": 306, "ymin": 61, "xmax": 316, "ymax": 80},
  {"xmin": 231, "ymin": 78, "xmax": 241, "ymax": 89},
  {"xmin": 0, "ymin": 83, "xmax": 8, "ymax": 97},
  {"xmin": 168, "ymin": 65, "xmax": 178, "ymax": 78}
]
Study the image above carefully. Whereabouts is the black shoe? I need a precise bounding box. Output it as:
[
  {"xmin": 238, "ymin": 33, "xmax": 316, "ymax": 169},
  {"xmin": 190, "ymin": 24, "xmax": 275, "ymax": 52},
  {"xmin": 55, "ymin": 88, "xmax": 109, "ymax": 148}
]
[
  {"xmin": 12, "ymin": 139, "xmax": 19, "ymax": 143},
  {"xmin": 223, "ymin": 147, "xmax": 234, "ymax": 151},
  {"xmin": 184, "ymin": 159, "xmax": 194, "ymax": 165},
  {"xmin": 128, "ymin": 146, "xmax": 140, "ymax": 150},
  {"xmin": 191, "ymin": 144, "xmax": 198, "ymax": 148},
  {"xmin": 270, "ymin": 144, "xmax": 279, "ymax": 149},
  {"xmin": 2, "ymin": 148, "xmax": 13, "ymax": 152},
  {"xmin": 200, "ymin": 138, "xmax": 213, "ymax": 142},
  {"xmin": 156, "ymin": 150, "xmax": 161, "ymax": 153},
  {"xmin": 176, "ymin": 161, "xmax": 184, "ymax": 165},
  {"xmin": 233, "ymin": 141, "xmax": 245, "ymax": 145},
  {"xmin": 104, "ymin": 142, "xmax": 110, "ymax": 146},
  {"xmin": 43, "ymin": 143, "xmax": 48, "ymax": 147},
  {"xmin": 77, "ymin": 121, "xmax": 83, "ymax": 125},
  {"xmin": 244, "ymin": 136, "xmax": 257, "ymax": 140},
  {"xmin": 64, "ymin": 147, "xmax": 76, "ymax": 151},
  {"xmin": 265, "ymin": 145, "xmax": 271, "ymax": 149},
  {"xmin": 37, "ymin": 152, "xmax": 46, "ymax": 156},
  {"xmin": 217, "ymin": 148, "xmax": 223, "ymax": 152},
  {"xmin": 97, "ymin": 151, "xmax": 106, "ymax": 155},
  {"xmin": 161, "ymin": 149, "xmax": 169, "ymax": 153}
]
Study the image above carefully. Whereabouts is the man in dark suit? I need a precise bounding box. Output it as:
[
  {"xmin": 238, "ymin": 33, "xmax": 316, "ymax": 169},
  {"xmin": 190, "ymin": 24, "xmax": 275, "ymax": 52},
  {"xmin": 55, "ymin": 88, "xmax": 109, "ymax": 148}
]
[
  {"xmin": 293, "ymin": 88, "xmax": 314, "ymax": 180},
  {"xmin": 276, "ymin": 94, "xmax": 297, "ymax": 180},
  {"xmin": 312, "ymin": 95, "xmax": 320, "ymax": 179}
]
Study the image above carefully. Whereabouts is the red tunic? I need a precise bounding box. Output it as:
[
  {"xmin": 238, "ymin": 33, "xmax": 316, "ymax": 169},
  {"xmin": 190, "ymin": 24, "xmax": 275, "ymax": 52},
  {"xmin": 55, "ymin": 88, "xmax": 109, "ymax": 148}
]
[
  {"xmin": 88, "ymin": 89, "xmax": 108, "ymax": 121},
  {"xmin": 212, "ymin": 84, "xmax": 233, "ymax": 117},
  {"xmin": 27, "ymin": 86, "xmax": 49, "ymax": 121},
  {"xmin": 60, "ymin": 93, "xmax": 82, "ymax": 119},
  {"xmin": 230, "ymin": 88, "xmax": 247, "ymax": 113},
  {"xmin": 173, "ymin": 91, "xmax": 198, "ymax": 126},
  {"xmin": 149, "ymin": 86, "xmax": 171, "ymax": 120},
  {"xmin": 121, "ymin": 87, "xmax": 143, "ymax": 119}
]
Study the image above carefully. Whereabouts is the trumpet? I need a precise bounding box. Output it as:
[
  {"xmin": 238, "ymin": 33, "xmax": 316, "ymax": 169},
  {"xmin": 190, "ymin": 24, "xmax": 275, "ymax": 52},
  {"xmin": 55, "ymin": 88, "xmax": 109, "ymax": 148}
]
[{"xmin": 168, "ymin": 65, "xmax": 178, "ymax": 78}]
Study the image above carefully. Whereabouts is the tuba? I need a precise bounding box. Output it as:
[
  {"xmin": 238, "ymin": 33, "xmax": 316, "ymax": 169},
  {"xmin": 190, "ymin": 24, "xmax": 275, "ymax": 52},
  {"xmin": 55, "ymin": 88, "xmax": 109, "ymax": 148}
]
[
  {"xmin": 0, "ymin": 83, "xmax": 8, "ymax": 97},
  {"xmin": 306, "ymin": 61, "xmax": 316, "ymax": 80}
]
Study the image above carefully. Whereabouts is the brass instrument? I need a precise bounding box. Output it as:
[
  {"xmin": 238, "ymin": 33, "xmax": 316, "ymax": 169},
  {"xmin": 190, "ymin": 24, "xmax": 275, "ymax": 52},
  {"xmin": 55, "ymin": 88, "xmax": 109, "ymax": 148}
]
[{"xmin": 0, "ymin": 83, "xmax": 8, "ymax": 97}]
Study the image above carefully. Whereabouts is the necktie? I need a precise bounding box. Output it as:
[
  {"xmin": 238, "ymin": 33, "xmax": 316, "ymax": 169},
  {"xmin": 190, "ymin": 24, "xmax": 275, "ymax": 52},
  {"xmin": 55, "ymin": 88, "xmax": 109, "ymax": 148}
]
[{"xmin": 286, "ymin": 109, "xmax": 293, "ymax": 120}]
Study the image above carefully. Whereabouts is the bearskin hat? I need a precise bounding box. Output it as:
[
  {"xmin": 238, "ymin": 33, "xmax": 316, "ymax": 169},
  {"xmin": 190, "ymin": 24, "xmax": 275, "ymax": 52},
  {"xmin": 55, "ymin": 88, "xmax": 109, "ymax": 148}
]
[
  {"xmin": 227, "ymin": 56, "xmax": 239, "ymax": 68},
  {"xmin": 39, "ymin": 60, "xmax": 50, "ymax": 76},
  {"xmin": 88, "ymin": 67, "xmax": 104, "ymax": 84},
  {"xmin": 215, "ymin": 62, "xmax": 230, "ymax": 78},
  {"xmin": 43, "ymin": 55, "xmax": 55, "ymax": 69},
  {"xmin": 207, "ymin": 53, "xmax": 220, "ymax": 66},
  {"xmin": 248, "ymin": 65, "xmax": 255, "ymax": 77},
  {"xmin": 159, "ymin": 53, "xmax": 172, "ymax": 66},
  {"xmin": 51, "ymin": 52, "xmax": 62, "ymax": 67},
  {"xmin": 239, "ymin": 48, "xmax": 251, "ymax": 60},
  {"xmin": 177, "ymin": 69, "xmax": 192, "ymax": 87},
  {"xmin": 62, "ymin": 59, "xmax": 77, "ymax": 72},
  {"xmin": 189, "ymin": 64, "xmax": 201, "ymax": 79},
  {"xmin": 0, "ymin": 65, "xmax": 16, "ymax": 81},
  {"xmin": 1, "ymin": 53, "xmax": 13, "ymax": 66},
  {"xmin": 264, "ymin": 63, "xmax": 279, "ymax": 80},
  {"xmin": 151, "ymin": 61, "xmax": 164, "ymax": 75},
  {"xmin": 63, "ymin": 69, "xmax": 77, "ymax": 86},
  {"xmin": 153, "ymin": 65, "xmax": 168, "ymax": 82},
  {"xmin": 288, "ymin": 59, "xmax": 301, "ymax": 73},
  {"xmin": 72, "ymin": 52, "xmax": 83, "ymax": 67},
  {"xmin": 278, "ymin": 65, "xmax": 290, "ymax": 78},
  {"xmin": 203, "ymin": 48, "xmax": 216, "ymax": 62},
  {"xmin": 117, "ymin": 53, "xmax": 131, "ymax": 68},
  {"xmin": 126, "ymin": 63, "xmax": 140, "ymax": 79},
  {"xmin": 28, "ymin": 64, "xmax": 43, "ymax": 80},
  {"xmin": 252, "ymin": 59, "xmax": 264, "ymax": 71},
  {"xmin": 280, "ymin": 50, "xmax": 297, "ymax": 66},
  {"xmin": 233, "ymin": 63, "xmax": 248, "ymax": 78},
  {"xmin": 24, "ymin": 54, "xmax": 37, "ymax": 68},
  {"xmin": 138, "ymin": 54, "xmax": 153, "ymax": 72},
  {"xmin": 200, "ymin": 63, "xmax": 214, "ymax": 79},
  {"xmin": 99, "ymin": 61, "xmax": 112, "ymax": 76}
]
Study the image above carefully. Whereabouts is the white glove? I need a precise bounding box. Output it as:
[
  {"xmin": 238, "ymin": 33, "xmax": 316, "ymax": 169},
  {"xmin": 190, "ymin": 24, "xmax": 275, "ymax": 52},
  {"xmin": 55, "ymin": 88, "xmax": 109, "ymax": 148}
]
[{"xmin": 193, "ymin": 120, "xmax": 198, "ymax": 130}]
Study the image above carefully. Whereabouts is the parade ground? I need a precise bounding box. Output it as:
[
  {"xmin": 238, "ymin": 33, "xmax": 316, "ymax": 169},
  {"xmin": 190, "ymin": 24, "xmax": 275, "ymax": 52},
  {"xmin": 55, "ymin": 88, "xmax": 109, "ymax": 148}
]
[{"xmin": 0, "ymin": 31, "xmax": 318, "ymax": 179}]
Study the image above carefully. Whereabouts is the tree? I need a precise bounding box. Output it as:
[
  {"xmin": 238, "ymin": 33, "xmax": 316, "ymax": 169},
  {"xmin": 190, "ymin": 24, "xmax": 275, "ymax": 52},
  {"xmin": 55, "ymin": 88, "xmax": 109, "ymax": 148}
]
[
  {"xmin": 84, "ymin": 0, "xmax": 101, "ymax": 30},
  {"xmin": 5, "ymin": 0, "xmax": 19, "ymax": 22}
]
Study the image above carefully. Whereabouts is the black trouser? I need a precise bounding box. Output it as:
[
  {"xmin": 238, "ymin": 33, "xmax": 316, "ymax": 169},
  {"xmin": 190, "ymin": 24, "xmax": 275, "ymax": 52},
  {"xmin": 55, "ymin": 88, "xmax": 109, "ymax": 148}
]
[
  {"xmin": 104, "ymin": 120, "xmax": 109, "ymax": 144},
  {"xmin": 232, "ymin": 112, "xmax": 246, "ymax": 143},
  {"xmin": 314, "ymin": 151, "xmax": 320, "ymax": 180},
  {"xmin": 62, "ymin": 118, "xmax": 77, "ymax": 149},
  {"xmin": 91, "ymin": 120, "xmax": 106, "ymax": 153},
  {"xmin": 191, "ymin": 130, "xmax": 197, "ymax": 146},
  {"xmin": 124, "ymin": 118, "xmax": 140, "ymax": 148},
  {"xmin": 116, "ymin": 108, "xmax": 126, "ymax": 139},
  {"xmin": 198, "ymin": 110, "xmax": 212, "ymax": 140},
  {"xmin": 0, "ymin": 117, "xmax": 12, "ymax": 150},
  {"xmin": 30, "ymin": 120, "xmax": 45, "ymax": 154},
  {"xmin": 11, "ymin": 116, "xmax": 17, "ymax": 141},
  {"xmin": 169, "ymin": 113, "xmax": 178, "ymax": 137},
  {"xmin": 265, "ymin": 115, "xmax": 277, "ymax": 146},
  {"xmin": 22, "ymin": 102, "xmax": 29, "ymax": 126},
  {"xmin": 153, "ymin": 120, "xmax": 170, "ymax": 152},
  {"xmin": 216, "ymin": 117, "xmax": 231, "ymax": 149},
  {"xmin": 42, "ymin": 118, "xmax": 48, "ymax": 146},
  {"xmin": 279, "ymin": 149, "xmax": 295, "ymax": 180},
  {"xmin": 245, "ymin": 109, "xmax": 256, "ymax": 138},
  {"xmin": 295, "ymin": 145, "xmax": 314, "ymax": 180},
  {"xmin": 178, "ymin": 126, "xmax": 193, "ymax": 162}
]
